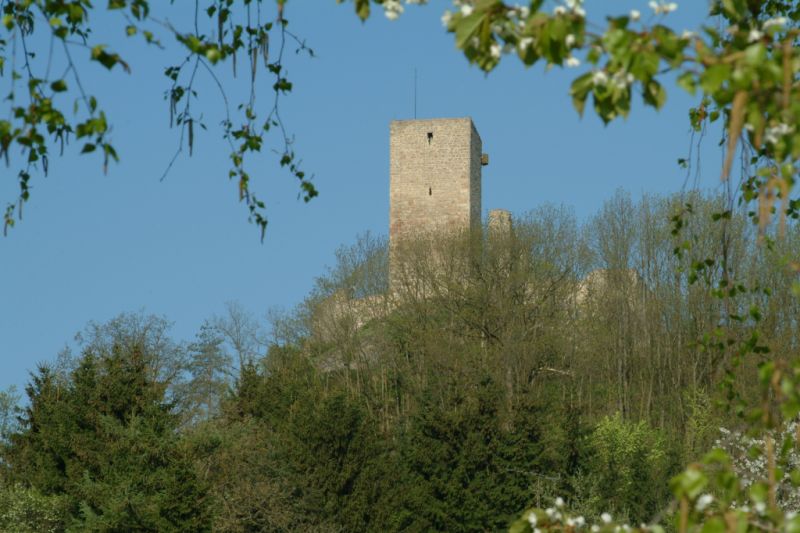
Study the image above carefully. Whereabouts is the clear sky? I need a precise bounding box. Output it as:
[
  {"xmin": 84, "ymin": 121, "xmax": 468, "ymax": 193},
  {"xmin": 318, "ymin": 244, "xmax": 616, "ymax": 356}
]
[{"xmin": 1, "ymin": 1, "xmax": 720, "ymax": 392}]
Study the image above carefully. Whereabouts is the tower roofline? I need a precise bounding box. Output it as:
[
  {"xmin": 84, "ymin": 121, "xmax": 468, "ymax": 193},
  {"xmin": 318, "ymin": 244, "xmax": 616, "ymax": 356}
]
[{"xmin": 390, "ymin": 117, "xmax": 482, "ymax": 143}]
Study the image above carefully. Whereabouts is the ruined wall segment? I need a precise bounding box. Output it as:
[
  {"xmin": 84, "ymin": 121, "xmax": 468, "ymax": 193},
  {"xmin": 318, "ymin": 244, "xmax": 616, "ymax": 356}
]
[{"xmin": 488, "ymin": 209, "xmax": 512, "ymax": 236}]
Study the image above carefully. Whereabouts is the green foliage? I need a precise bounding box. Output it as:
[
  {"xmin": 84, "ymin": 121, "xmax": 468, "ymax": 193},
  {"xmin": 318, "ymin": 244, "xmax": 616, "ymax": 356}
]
[
  {"xmin": 392, "ymin": 377, "xmax": 573, "ymax": 532},
  {"xmin": 578, "ymin": 414, "xmax": 674, "ymax": 524},
  {"xmin": 2, "ymin": 192, "xmax": 798, "ymax": 531},
  {"xmin": 4, "ymin": 342, "xmax": 211, "ymax": 530},
  {"xmin": 0, "ymin": 386, "xmax": 20, "ymax": 445},
  {"xmin": 0, "ymin": 483, "xmax": 68, "ymax": 533},
  {"xmin": 174, "ymin": 322, "xmax": 233, "ymax": 426},
  {"xmin": 3, "ymin": 190, "xmax": 793, "ymax": 531},
  {"xmin": 1, "ymin": 0, "xmax": 316, "ymax": 238},
  {"xmin": 683, "ymin": 388, "xmax": 717, "ymax": 461}
]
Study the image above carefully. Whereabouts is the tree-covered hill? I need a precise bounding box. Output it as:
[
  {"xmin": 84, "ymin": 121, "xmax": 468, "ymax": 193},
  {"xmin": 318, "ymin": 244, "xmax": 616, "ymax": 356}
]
[{"xmin": 2, "ymin": 191, "xmax": 798, "ymax": 531}]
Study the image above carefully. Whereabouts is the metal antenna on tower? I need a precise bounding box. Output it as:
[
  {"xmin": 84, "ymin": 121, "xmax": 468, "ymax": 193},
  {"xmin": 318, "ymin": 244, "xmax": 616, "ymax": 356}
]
[{"xmin": 413, "ymin": 68, "xmax": 417, "ymax": 119}]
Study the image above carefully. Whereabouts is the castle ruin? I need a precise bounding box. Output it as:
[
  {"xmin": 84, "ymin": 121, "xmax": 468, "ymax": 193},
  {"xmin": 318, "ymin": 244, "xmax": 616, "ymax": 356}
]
[
  {"xmin": 389, "ymin": 117, "xmax": 504, "ymax": 289},
  {"xmin": 312, "ymin": 117, "xmax": 641, "ymax": 354}
]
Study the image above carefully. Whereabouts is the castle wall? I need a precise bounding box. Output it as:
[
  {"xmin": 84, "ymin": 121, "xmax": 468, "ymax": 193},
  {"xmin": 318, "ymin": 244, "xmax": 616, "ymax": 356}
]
[
  {"xmin": 389, "ymin": 118, "xmax": 482, "ymax": 243},
  {"xmin": 389, "ymin": 118, "xmax": 483, "ymax": 289}
]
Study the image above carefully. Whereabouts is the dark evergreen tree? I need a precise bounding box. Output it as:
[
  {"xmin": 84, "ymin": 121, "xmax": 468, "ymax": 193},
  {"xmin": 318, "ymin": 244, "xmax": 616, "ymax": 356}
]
[{"xmin": 5, "ymin": 344, "xmax": 211, "ymax": 531}]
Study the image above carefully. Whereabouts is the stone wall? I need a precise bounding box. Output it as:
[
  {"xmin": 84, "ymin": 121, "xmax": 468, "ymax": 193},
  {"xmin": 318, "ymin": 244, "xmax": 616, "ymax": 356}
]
[{"xmin": 389, "ymin": 117, "xmax": 483, "ymax": 289}]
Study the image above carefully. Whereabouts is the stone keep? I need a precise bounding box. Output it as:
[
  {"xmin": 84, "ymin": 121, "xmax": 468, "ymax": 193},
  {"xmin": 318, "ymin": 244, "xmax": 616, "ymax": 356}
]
[{"xmin": 389, "ymin": 117, "xmax": 484, "ymax": 247}]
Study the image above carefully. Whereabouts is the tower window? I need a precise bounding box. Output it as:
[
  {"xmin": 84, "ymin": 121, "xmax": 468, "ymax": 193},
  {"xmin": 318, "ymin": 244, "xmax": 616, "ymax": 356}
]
[
  {"xmin": 427, "ymin": 132, "xmax": 433, "ymax": 144},
  {"xmin": 428, "ymin": 187, "xmax": 432, "ymax": 196}
]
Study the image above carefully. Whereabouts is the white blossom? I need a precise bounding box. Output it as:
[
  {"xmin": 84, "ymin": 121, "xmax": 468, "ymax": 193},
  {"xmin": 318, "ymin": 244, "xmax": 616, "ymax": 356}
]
[
  {"xmin": 764, "ymin": 16, "xmax": 788, "ymax": 29},
  {"xmin": 519, "ymin": 37, "xmax": 534, "ymax": 50},
  {"xmin": 696, "ymin": 494, "xmax": 713, "ymax": 511},
  {"xmin": 611, "ymin": 70, "xmax": 634, "ymax": 89},
  {"xmin": 564, "ymin": 0, "xmax": 586, "ymax": 16},
  {"xmin": 649, "ymin": 1, "xmax": 678, "ymax": 15},
  {"xmin": 554, "ymin": 6, "xmax": 567, "ymax": 15},
  {"xmin": 461, "ymin": 4, "xmax": 474, "ymax": 16},
  {"xmin": 601, "ymin": 512, "xmax": 613, "ymax": 524},
  {"xmin": 555, "ymin": 497, "xmax": 565, "ymax": 508},
  {"xmin": 528, "ymin": 512, "xmax": 538, "ymax": 527},
  {"xmin": 592, "ymin": 70, "xmax": 608, "ymax": 85},
  {"xmin": 715, "ymin": 421, "xmax": 800, "ymax": 511},
  {"xmin": 489, "ymin": 42, "xmax": 501, "ymax": 59},
  {"xmin": 566, "ymin": 56, "xmax": 581, "ymax": 67},
  {"xmin": 591, "ymin": 526, "xmax": 600, "ymax": 533},
  {"xmin": 565, "ymin": 34, "xmax": 576, "ymax": 47},
  {"xmin": 682, "ymin": 30, "xmax": 696, "ymax": 39},
  {"xmin": 765, "ymin": 123, "xmax": 794, "ymax": 145},
  {"xmin": 383, "ymin": 0, "xmax": 404, "ymax": 20},
  {"xmin": 441, "ymin": 10, "xmax": 452, "ymax": 27},
  {"xmin": 630, "ymin": 9, "xmax": 641, "ymax": 21},
  {"xmin": 748, "ymin": 28, "xmax": 764, "ymax": 42}
]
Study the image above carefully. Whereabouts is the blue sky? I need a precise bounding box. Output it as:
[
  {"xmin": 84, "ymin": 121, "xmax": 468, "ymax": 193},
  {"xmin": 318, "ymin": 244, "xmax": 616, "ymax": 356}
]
[{"xmin": 1, "ymin": 1, "xmax": 720, "ymax": 391}]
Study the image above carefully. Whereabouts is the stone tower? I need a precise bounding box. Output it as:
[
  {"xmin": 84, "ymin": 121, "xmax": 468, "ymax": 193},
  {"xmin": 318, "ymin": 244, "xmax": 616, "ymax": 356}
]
[{"xmin": 388, "ymin": 117, "xmax": 486, "ymax": 289}]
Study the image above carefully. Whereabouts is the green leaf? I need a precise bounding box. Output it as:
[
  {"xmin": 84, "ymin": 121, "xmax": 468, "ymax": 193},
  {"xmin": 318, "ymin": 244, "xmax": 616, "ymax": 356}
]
[
  {"xmin": 569, "ymin": 73, "xmax": 593, "ymax": 116},
  {"xmin": 50, "ymin": 80, "xmax": 67, "ymax": 92},
  {"xmin": 744, "ymin": 43, "xmax": 766, "ymax": 66},
  {"xmin": 643, "ymin": 80, "xmax": 667, "ymax": 109},
  {"xmin": 677, "ymin": 72, "xmax": 696, "ymax": 95},
  {"xmin": 205, "ymin": 47, "xmax": 221, "ymax": 64},
  {"xmin": 721, "ymin": 0, "xmax": 748, "ymax": 20},
  {"xmin": 786, "ymin": 515, "xmax": 800, "ymax": 533},
  {"xmin": 91, "ymin": 46, "xmax": 121, "ymax": 70},
  {"xmin": 700, "ymin": 64, "xmax": 731, "ymax": 93},
  {"xmin": 510, "ymin": 512, "xmax": 534, "ymax": 533},
  {"xmin": 355, "ymin": 0, "xmax": 370, "ymax": 21},
  {"xmin": 701, "ymin": 517, "xmax": 726, "ymax": 533},
  {"xmin": 703, "ymin": 447, "xmax": 730, "ymax": 465},
  {"xmin": 455, "ymin": 12, "xmax": 486, "ymax": 49},
  {"xmin": 670, "ymin": 466, "xmax": 708, "ymax": 499},
  {"xmin": 749, "ymin": 482, "xmax": 767, "ymax": 503}
]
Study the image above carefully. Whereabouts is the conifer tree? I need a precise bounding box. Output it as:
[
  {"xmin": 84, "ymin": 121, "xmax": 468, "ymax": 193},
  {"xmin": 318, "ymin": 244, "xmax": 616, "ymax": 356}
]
[{"xmin": 5, "ymin": 344, "xmax": 211, "ymax": 531}]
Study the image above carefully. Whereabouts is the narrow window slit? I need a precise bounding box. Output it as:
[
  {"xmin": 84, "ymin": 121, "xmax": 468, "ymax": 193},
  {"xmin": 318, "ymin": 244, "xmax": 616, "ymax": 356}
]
[
  {"xmin": 428, "ymin": 187, "xmax": 432, "ymax": 196},
  {"xmin": 427, "ymin": 132, "xmax": 433, "ymax": 144}
]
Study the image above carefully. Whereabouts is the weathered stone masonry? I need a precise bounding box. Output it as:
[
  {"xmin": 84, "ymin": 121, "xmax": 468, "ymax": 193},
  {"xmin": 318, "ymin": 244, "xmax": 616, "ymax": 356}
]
[{"xmin": 389, "ymin": 117, "xmax": 485, "ymax": 288}]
